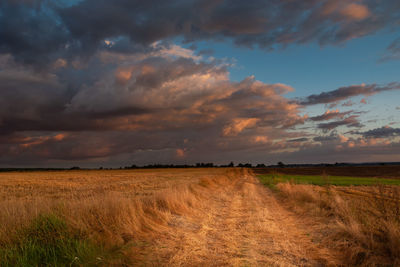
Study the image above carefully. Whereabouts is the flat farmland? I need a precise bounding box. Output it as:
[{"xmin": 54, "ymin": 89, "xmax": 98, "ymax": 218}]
[
  {"xmin": 0, "ymin": 168, "xmax": 340, "ymax": 266},
  {"xmin": 0, "ymin": 168, "xmax": 222, "ymax": 200},
  {"xmin": 1, "ymin": 167, "xmax": 399, "ymax": 266},
  {"xmin": 255, "ymin": 166, "xmax": 400, "ymax": 266}
]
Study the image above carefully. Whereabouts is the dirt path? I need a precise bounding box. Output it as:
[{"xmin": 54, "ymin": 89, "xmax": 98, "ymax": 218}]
[{"xmin": 150, "ymin": 170, "xmax": 337, "ymax": 266}]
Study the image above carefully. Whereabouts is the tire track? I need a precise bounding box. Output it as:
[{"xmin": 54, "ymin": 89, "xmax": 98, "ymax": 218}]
[{"xmin": 152, "ymin": 170, "xmax": 338, "ymax": 266}]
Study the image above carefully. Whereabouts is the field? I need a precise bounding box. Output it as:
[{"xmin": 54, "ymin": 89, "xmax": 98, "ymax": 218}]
[
  {"xmin": 258, "ymin": 173, "xmax": 400, "ymax": 186},
  {"xmin": 256, "ymin": 166, "xmax": 400, "ymax": 266},
  {"xmin": 255, "ymin": 165, "xmax": 400, "ymax": 178},
  {"xmin": 1, "ymin": 167, "xmax": 400, "ymax": 266}
]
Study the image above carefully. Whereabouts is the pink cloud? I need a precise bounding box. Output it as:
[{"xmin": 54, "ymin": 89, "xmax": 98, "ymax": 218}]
[
  {"xmin": 340, "ymin": 3, "xmax": 370, "ymax": 21},
  {"xmin": 222, "ymin": 118, "xmax": 259, "ymax": 137},
  {"xmin": 176, "ymin": 148, "xmax": 185, "ymax": 158}
]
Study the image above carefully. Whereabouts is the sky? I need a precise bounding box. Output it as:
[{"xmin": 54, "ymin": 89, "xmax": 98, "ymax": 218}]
[{"xmin": 0, "ymin": 0, "xmax": 400, "ymax": 167}]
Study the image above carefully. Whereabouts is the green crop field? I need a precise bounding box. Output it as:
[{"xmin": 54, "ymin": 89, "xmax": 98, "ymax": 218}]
[{"xmin": 258, "ymin": 173, "xmax": 400, "ymax": 187}]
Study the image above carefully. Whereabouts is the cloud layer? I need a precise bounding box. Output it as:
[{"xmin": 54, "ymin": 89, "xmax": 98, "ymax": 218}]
[
  {"xmin": 1, "ymin": 0, "xmax": 400, "ymax": 166},
  {"xmin": 1, "ymin": 0, "xmax": 400, "ymax": 66},
  {"xmin": 0, "ymin": 47, "xmax": 308, "ymax": 165}
]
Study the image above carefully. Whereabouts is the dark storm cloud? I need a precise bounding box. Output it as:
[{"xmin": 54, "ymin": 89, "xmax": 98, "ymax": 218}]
[
  {"xmin": 1, "ymin": 0, "xmax": 400, "ymax": 166},
  {"xmin": 2, "ymin": 0, "xmax": 400, "ymax": 65},
  {"xmin": 0, "ymin": 50, "xmax": 306, "ymax": 164},
  {"xmin": 59, "ymin": 0, "xmax": 400, "ymax": 47},
  {"xmin": 317, "ymin": 115, "xmax": 363, "ymax": 131},
  {"xmin": 0, "ymin": 56, "xmax": 158, "ymax": 135},
  {"xmin": 300, "ymin": 83, "xmax": 400, "ymax": 105},
  {"xmin": 0, "ymin": 0, "xmax": 69, "ymax": 66}
]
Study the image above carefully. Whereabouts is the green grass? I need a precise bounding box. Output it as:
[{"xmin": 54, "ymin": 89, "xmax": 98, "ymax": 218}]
[
  {"xmin": 258, "ymin": 173, "xmax": 400, "ymax": 187},
  {"xmin": 0, "ymin": 214, "xmax": 108, "ymax": 267}
]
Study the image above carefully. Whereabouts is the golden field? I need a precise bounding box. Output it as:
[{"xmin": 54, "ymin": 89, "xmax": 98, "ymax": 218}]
[{"xmin": 1, "ymin": 167, "xmax": 400, "ymax": 266}]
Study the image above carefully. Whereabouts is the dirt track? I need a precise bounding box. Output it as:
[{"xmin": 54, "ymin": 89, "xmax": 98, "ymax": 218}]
[{"xmin": 151, "ymin": 170, "xmax": 337, "ymax": 266}]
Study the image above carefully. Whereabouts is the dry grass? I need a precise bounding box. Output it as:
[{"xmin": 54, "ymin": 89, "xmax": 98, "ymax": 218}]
[
  {"xmin": 9, "ymin": 167, "xmax": 397, "ymax": 265},
  {"xmin": 1, "ymin": 168, "xmax": 263, "ymax": 265},
  {"xmin": 0, "ymin": 168, "xmax": 228, "ymax": 264},
  {"xmin": 276, "ymin": 182, "xmax": 400, "ymax": 266},
  {"xmin": 1, "ymin": 168, "xmax": 338, "ymax": 266}
]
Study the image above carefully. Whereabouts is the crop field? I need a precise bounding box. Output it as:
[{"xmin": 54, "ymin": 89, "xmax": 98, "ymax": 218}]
[
  {"xmin": 1, "ymin": 167, "xmax": 400, "ymax": 266},
  {"xmin": 0, "ymin": 168, "xmax": 219, "ymax": 200}
]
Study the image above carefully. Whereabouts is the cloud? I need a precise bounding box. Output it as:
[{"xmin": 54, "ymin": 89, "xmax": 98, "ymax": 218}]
[
  {"xmin": 0, "ymin": 1, "xmax": 69, "ymax": 66},
  {"xmin": 317, "ymin": 115, "xmax": 363, "ymax": 131},
  {"xmin": 313, "ymin": 134, "xmax": 338, "ymax": 142},
  {"xmin": 359, "ymin": 126, "xmax": 400, "ymax": 138},
  {"xmin": 222, "ymin": 118, "xmax": 259, "ymax": 137},
  {"xmin": 176, "ymin": 148, "xmax": 186, "ymax": 158},
  {"xmin": 252, "ymin": 136, "xmax": 268, "ymax": 144},
  {"xmin": 1, "ymin": 1, "xmax": 399, "ymax": 166},
  {"xmin": 309, "ymin": 109, "xmax": 352, "ymax": 121},
  {"xmin": 287, "ymin": 137, "xmax": 308, "ymax": 142},
  {"xmin": 341, "ymin": 100, "xmax": 354, "ymax": 107},
  {"xmin": 1, "ymin": 0, "xmax": 400, "ymax": 66},
  {"xmin": 1, "ymin": 42, "xmax": 396, "ymax": 166},
  {"xmin": 0, "ymin": 47, "xmax": 307, "ymax": 165},
  {"xmin": 300, "ymin": 83, "xmax": 400, "ymax": 105},
  {"xmin": 338, "ymin": 3, "xmax": 370, "ymax": 21},
  {"xmin": 381, "ymin": 37, "xmax": 400, "ymax": 61}
]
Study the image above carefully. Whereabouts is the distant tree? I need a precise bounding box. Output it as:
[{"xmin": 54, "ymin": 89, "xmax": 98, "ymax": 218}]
[
  {"xmin": 256, "ymin": 163, "xmax": 266, "ymax": 168},
  {"xmin": 70, "ymin": 166, "xmax": 80, "ymax": 170},
  {"xmin": 99, "ymin": 166, "xmax": 103, "ymax": 170},
  {"xmin": 195, "ymin": 163, "xmax": 214, "ymax": 168},
  {"xmin": 238, "ymin": 163, "xmax": 252, "ymax": 168},
  {"xmin": 228, "ymin": 161, "xmax": 234, "ymax": 167},
  {"xmin": 277, "ymin": 161, "xmax": 285, "ymax": 168}
]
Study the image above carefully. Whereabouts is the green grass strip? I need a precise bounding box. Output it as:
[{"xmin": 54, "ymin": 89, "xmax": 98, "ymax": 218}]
[
  {"xmin": 258, "ymin": 174, "xmax": 400, "ymax": 186},
  {"xmin": 0, "ymin": 214, "xmax": 107, "ymax": 267}
]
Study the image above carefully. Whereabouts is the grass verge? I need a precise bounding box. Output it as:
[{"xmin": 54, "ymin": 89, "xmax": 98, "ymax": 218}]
[
  {"xmin": 0, "ymin": 213, "xmax": 113, "ymax": 267},
  {"xmin": 258, "ymin": 173, "xmax": 400, "ymax": 186}
]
